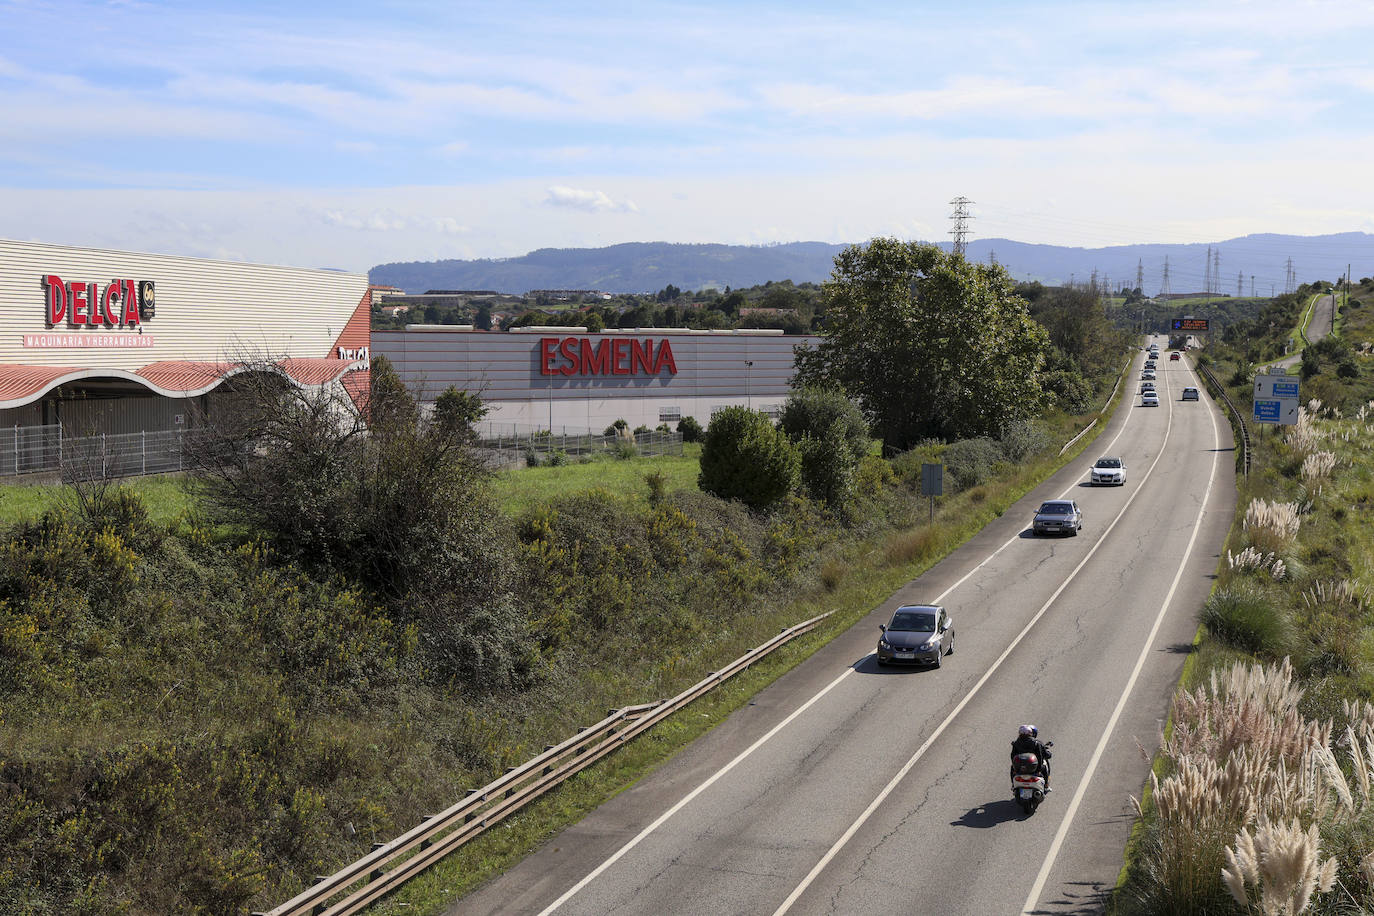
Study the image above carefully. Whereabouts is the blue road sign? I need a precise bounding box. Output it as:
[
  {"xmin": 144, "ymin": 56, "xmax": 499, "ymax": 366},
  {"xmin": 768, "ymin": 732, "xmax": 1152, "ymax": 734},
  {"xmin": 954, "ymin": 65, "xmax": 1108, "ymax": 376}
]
[{"xmin": 1254, "ymin": 400, "xmax": 1281, "ymax": 422}]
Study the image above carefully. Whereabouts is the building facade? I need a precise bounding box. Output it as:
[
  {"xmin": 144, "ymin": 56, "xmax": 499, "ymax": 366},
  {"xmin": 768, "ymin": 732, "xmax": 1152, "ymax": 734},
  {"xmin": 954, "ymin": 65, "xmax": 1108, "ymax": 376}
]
[
  {"xmin": 0, "ymin": 239, "xmax": 372, "ymax": 436},
  {"xmin": 373, "ymin": 326, "xmax": 819, "ymax": 433}
]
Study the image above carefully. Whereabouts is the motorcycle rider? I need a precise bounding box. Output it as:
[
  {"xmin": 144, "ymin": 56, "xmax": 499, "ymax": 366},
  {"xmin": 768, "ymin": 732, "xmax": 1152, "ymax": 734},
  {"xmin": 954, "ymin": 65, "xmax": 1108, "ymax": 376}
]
[{"xmin": 1010, "ymin": 724, "xmax": 1052, "ymax": 791}]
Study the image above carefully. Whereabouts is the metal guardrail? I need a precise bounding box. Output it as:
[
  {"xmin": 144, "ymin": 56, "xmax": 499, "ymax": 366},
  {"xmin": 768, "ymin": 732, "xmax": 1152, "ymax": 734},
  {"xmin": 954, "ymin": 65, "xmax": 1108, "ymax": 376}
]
[
  {"xmin": 255, "ymin": 610, "xmax": 834, "ymax": 916},
  {"xmin": 1196, "ymin": 362, "xmax": 1250, "ymax": 476},
  {"xmin": 1056, "ymin": 354, "xmax": 1131, "ymax": 458}
]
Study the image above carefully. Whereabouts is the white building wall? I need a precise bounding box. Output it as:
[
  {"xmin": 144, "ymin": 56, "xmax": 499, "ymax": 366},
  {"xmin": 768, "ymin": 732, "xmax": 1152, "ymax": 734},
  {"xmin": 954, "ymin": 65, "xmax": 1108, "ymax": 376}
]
[{"xmin": 0, "ymin": 238, "xmax": 368, "ymax": 368}]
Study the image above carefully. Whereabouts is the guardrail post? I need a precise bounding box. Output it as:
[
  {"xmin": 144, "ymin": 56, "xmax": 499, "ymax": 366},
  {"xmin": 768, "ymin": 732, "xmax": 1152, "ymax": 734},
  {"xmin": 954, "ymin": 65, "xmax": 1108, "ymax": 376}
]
[
  {"xmin": 369, "ymin": 842, "xmax": 387, "ymax": 881},
  {"xmin": 420, "ymin": 814, "xmax": 435, "ymax": 849}
]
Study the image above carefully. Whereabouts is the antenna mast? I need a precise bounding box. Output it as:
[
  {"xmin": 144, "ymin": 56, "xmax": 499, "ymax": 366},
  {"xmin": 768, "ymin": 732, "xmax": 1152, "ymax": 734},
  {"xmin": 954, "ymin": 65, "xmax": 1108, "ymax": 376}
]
[{"xmin": 949, "ymin": 197, "xmax": 974, "ymax": 259}]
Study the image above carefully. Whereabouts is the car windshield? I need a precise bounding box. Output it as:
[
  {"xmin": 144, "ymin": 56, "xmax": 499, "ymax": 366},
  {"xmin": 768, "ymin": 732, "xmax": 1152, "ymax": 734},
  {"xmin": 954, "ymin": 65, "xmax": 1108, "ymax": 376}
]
[
  {"xmin": 1038, "ymin": 503, "xmax": 1071, "ymax": 515},
  {"xmin": 889, "ymin": 611, "xmax": 936, "ymax": 632},
  {"xmin": 1095, "ymin": 458, "xmax": 1121, "ymax": 468}
]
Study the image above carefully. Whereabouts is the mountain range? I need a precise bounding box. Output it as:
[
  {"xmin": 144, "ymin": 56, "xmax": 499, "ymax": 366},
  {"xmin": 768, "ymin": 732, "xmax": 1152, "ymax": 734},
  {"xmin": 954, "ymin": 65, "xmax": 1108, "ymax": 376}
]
[{"xmin": 369, "ymin": 233, "xmax": 1374, "ymax": 297}]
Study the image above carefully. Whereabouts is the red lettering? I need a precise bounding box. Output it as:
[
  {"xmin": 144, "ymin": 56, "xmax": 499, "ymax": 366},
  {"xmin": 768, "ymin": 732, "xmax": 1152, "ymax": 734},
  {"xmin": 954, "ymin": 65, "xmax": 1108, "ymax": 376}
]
[
  {"xmin": 100, "ymin": 281, "xmax": 120, "ymax": 325},
  {"xmin": 539, "ymin": 338, "xmax": 558, "ymax": 375},
  {"xmin": 70, "ymin": 282, "xmax": 90, "ymax": 325},
  {"xmin": 654, "ymin": 339, "xmax": 678, "ymax": 374},
  {"xmin": 580, "ymin": 338, "xmax": 611, "ymax": 374},
  {"xmin": 121, "ymin": 279, "xmax": 140, "ymax": 325},
  {"xmin": 630, "ymin": 339, "xmax": 654, "ymax": 374},
  {"xmin": 43, "ymin": 275, "xmax": 67, "ymax": 325},
  {"xmin": 559, "ymin": 338, "xmax": 579, "ymax": 377},
  {"xmin": 611, "ymin": 339, "xmax": 629, "ymax": 375}
]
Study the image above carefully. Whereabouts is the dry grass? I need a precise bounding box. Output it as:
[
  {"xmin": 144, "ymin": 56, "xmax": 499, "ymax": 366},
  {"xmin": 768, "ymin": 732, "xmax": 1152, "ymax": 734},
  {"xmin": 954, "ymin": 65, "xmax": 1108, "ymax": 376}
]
[{"xmin": 1244, "ymin": 498, "xmax": 1302, "ymax": 556}]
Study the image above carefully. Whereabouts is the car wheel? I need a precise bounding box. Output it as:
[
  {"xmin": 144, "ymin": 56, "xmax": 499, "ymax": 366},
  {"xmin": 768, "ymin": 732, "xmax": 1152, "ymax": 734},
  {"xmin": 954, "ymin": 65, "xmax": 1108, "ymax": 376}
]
[
  {"xmin": 947, "ymin": 634, "xmax": 955, "ymax": 655},
  {"xmin": 876, "ymin": 657, "xmax": 887, "ymax": 667},
  {"xmin": 1070, "ymin": 523, "xmax": 1079, "ymax": 537},
  {"xmin": 932, "ymin": 648, "xmax": 942, "ymax": 669}
]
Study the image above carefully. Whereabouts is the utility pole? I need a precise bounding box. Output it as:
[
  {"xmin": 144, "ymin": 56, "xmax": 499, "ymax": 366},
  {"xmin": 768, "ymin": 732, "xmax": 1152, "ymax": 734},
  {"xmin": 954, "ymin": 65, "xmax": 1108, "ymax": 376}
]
[
  {"xmin": 1205, "ymin": 246, "xmax": 1213, "ymax": 297},
  {"xmin": 1285, "ymin": 257, "xmax": 1295, "ymax": 294},
  {"xmin": 1251, "ymin": 275, "xmax": 1256, "ymax": 297},
  {"xmin": 1213, "ymin": 249, "xmax": 1221, "ymax": 298},
  {"xmin": 1135, "ymin": 259, "xmax": 1144, "ymax": 293},
  {"xmin": 1160, "ymin": 257, "xmax": 1171, "ymax": 299},
  {"xmin": 949, "ymin": 197, "xmax": 974, "ymax": 259},
  {"xmin": 1238, "ymin": 271, "xmax": 1244, "ymax": 298}
]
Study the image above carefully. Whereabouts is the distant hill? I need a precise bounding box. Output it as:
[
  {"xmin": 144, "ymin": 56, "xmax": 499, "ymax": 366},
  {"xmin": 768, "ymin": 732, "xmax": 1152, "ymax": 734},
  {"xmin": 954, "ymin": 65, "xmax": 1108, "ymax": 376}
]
[{"xmin": 370, "ymin": 233, "xmax": 1374, "ymax": 296}]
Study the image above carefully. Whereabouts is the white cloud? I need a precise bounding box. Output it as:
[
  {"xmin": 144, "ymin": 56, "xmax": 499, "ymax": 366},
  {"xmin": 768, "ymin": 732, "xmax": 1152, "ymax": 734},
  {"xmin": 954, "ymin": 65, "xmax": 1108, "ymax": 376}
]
[
  {"xmin": 321, "ymin": 209, "xmax": 408, "ymax": 231},
  {"xmin": 433, "ymin": 217, "xmax": 469, "ymax": 235},
  {"xmin": 543, "ymin": 186, "xmax": 638, "ymax": 213},
  {"xmin": 438, "ymin": 141, "xmax": 469, "ymax": 156}
]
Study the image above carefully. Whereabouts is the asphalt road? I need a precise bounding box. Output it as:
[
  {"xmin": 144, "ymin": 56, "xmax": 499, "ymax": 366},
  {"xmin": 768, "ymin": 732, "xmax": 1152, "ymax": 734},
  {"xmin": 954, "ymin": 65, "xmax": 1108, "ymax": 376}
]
[
  {"xmin": 454, "ymin": 338, "xmax": 1236, "ymax": 916},
  {"xmin": 1272, "ymin": 293, "xmax": 1335, "ymax": 369}
]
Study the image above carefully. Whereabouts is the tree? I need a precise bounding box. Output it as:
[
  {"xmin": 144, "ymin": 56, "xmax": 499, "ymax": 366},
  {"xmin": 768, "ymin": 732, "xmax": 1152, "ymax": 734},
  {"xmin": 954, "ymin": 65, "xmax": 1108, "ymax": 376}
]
[
  {"xmin": 474, "ymin": 305, "xmax": 492, "ymax": 330},
  {"xmin": 795, "ymin": 239, "xmax": 1049, "ymax": 451},
  {"xmin": 698, "ymin": 407, "xmax": 799, "ymax": 509}
]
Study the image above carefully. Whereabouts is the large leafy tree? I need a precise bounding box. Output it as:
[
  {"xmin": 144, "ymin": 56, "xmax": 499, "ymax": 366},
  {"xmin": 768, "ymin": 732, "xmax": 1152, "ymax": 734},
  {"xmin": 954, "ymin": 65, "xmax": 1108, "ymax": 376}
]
[
  {"xmin": 698, "ymin": 407, "xmax": 800, "ymax": 509},
  {"xmin": 795, "ymin": 239, "xmax": 1049, "ymax": 451}
]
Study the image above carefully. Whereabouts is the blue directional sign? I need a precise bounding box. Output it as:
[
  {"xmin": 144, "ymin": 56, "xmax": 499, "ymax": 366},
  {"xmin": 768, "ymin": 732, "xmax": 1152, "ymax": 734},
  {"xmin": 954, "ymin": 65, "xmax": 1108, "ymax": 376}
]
[
  {"xmin": 1254, "ymin": 400, "xmax": 1280, "ymax": 422},
  {"xmin": 1272, "ymin": 380, "xmax": 1300, "ymax": 399}
]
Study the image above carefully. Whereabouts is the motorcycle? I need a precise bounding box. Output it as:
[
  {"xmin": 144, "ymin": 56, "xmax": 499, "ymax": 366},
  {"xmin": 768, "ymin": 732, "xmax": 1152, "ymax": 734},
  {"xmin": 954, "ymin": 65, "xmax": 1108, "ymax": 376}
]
[{"xmin": 1010, "ymin": 741, "xmax": 1053, "ymax": 815}]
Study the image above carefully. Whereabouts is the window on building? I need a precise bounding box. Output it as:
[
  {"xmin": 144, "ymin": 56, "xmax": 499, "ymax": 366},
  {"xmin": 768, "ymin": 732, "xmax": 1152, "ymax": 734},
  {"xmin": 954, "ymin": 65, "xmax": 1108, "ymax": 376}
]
[{"xmin": 659, "ymin": 406, "xmax": 681, "ymax": 423}]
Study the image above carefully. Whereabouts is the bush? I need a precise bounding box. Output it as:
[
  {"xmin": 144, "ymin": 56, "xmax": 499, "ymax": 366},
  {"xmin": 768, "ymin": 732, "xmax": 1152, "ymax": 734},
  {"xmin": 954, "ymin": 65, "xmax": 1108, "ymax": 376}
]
[
  {"xmin": 779, "ymin": 387, "xmax": 870, "ymax": 462},
  {"xmin": 997, "ymin": 420, "xmax": 1048, "ymax": 462},
  {"xmin": 942, "ymin": 437, "xmax": 1004, "ymax": 492},
  {"xmin": 797, "ymin": 424, "xmax": 856, "ymax": 509},
  {"xmin": 546, "ymin": 449, "xmax": 568, "ymax": 466},
  {"xmin": 523, "ymin": 447, "xmax": 541, "ymax": 468},
  {"xmin": 614, "ymin": 442, "xmax": 638, "ymax": 460},
  {"xmin": 677, "ymin": 415, "xmax": 704, "ymax": 442},
  {"xmin": 698, "ymin": 407, "xmax": 800, "ymax": 509},
  {"xmin": 1200, "ymin": 585, "xmax": 1290, "ymax": 656},
  {"xmin": 603, "ymin": 419, "xmax": 628, "ymax": 437},
  {"xmin": 1041, "ymin": 369, "xmax": 1094, "ymax": 413}
]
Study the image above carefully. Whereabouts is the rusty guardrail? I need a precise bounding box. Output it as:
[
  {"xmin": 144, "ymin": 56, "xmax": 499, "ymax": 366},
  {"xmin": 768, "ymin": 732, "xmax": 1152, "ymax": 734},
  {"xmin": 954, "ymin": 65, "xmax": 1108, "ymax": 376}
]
[
  {"xmin": 1196, "ymin": 361, "xmax": 1250, "ymax": 476},
  {"xmin": 256, "ymin": 610, "xmax": 833, "ymax": 916}
]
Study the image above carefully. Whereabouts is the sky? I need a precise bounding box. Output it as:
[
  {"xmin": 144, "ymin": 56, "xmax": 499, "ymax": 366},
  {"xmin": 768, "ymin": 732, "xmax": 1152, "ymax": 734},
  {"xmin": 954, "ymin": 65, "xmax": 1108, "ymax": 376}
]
[{"xmin": 3, "ymin": 0, "xmax": 1374, "ymax": 274}]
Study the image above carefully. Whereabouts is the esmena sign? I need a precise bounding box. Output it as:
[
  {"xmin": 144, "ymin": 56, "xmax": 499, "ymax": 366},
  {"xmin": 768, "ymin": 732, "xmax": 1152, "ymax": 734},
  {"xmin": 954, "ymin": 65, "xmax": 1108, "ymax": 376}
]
[
  {"xmin": 43, "ymin": 275, "xmax": 155, "ymax": 328},
  {"xmin": 539, "ymin": 337, "xmax": 678, "ymax": 376}
]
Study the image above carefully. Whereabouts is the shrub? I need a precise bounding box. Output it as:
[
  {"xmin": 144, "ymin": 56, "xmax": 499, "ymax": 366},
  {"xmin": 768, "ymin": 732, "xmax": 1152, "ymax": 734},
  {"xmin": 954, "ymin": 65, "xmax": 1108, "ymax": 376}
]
[
  {"xmin": 997, "ymin": 420, "xmax": 1048, "ymax": 462},
  {"xmin": 546, "ymin": 449, "xmax": 568, "ymax": 467},
  {"xmin": 942, "ymin": 437, "xmax": 1004, "ymax": 492},
  {"xmin": 603, "ymin": 419, "xmax": 628, "ymax": 437},
  {"xmin": 779, "ymin": 387, "xmax": 870, "ymax": 462},
  {"xmin": 633, "ymin": 425, "xmax": 651, "ymax": 436},
  {"xmin": 523, "ymin": 447, "xmax": 542, "ymax": 468},
  {"xmin": 1200, "ymin": 585, "xmax": 1290, "ymax": 655},
  {"xmin": 797, "ymin": 427, "xmax": 855, "ymax": 509},
  {"xmin": 614, "ymin": 442, "xmax": 638, "ymax": 460},
  {"xmin": 677, "ymin": 416, "xmax": 704, "ymax": 443},
  {"xmin": 698, "ymin": 407, "xmax": 800, "ymax": 509},
  {"xmin": 1041, "ymin": 369, "xmax": 1094, "ymax": 413}
]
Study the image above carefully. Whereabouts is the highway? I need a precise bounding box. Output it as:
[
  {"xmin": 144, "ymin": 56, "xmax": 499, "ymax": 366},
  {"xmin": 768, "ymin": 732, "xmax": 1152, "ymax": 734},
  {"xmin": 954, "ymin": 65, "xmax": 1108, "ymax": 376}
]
[{"xmin": 454, "ymin": 339, "xmax": 1237, "ymax": 916}]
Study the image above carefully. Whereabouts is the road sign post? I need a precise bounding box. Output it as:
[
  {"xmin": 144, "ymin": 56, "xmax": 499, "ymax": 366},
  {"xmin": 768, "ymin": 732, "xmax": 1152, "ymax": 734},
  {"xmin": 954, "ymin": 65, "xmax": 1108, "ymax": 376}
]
[{"xmin": 920, "ymin": 463, "xmax": 943, "ymax": 525}]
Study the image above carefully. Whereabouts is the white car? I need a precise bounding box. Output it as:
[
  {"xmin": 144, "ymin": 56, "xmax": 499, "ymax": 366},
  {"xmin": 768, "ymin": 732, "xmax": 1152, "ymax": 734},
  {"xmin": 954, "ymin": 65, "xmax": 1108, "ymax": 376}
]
[
  {"xmin": 1142, "ymin": 391, "xmax": 1160, "ymax": 406},
  {"xmin": 1091, "ymin": 456, "xmax": 1127, "ymax": 485},
  {"xmin": 1142, "ymin": 369, "xmax": 1157, "ymax": 380}
]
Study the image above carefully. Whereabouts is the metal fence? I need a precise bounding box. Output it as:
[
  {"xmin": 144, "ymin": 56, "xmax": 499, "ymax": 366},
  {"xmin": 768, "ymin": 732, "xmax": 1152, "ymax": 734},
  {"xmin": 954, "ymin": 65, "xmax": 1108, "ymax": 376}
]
[
  {"xmin": 475, "ymin": 428, "xmax": 684, "ymax": 469},
  {"xmin": 0, "ymin": 424, "xmax": 198, "ymax": 480}
]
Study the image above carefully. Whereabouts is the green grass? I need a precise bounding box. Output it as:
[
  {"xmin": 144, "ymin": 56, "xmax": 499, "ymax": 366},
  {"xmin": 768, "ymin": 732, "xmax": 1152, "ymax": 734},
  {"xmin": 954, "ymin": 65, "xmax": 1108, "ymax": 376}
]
[
  {"xmin": 488, "ymin": 444, "xmax": 703, "ymax": 516},
  {"xmin": 0, "ymin": 474, "xmax": 199, "ymax": 527}
]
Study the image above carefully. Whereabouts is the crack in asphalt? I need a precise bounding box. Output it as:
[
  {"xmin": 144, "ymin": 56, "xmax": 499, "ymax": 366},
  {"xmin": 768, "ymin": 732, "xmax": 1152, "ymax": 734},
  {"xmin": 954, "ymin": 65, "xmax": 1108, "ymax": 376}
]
[{"xmin": 822, "ymin": 742, "xmax": 975, "ymax": 914}]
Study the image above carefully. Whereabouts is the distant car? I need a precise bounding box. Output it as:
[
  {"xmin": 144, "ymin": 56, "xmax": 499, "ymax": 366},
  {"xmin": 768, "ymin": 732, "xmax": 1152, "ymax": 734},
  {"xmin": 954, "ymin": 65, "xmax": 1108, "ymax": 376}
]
[
  {"xmin": 1145, "ymin": 360, "xmax": 1157, "ymax": 370},
  {"xmin": 1142, "ymin": 391, "xmax": 1160, "ymax": 406},
  {"xmin": 1170, "ymin": 352, "xmax": 1181, "ymax": 361},
  {"xmin": 877, "ymin": 604, "xmax": 954, "ymax": 667},
  {"xmin": 1182, "ymin": 387, "xmax": 1200, "ymax": 401},
  {"xmin": 1091, "ymin": 456, "xmax": 1127, "ymax": 486},
  {"xmin": 1033, "ymin": 499, "xmax": 1082, "ymax": 536},
  {"xmin": 1142, "ymin": 369, "xmax": 1156, "ymax": 380}
]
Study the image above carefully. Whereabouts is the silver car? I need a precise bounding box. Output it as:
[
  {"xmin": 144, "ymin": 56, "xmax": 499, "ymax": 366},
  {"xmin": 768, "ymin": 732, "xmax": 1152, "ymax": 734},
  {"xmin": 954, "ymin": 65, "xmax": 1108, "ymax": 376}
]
[
  {"xmin": 1142, "ymin": 391, "xmax": 1160, "ymax": 406},
  {"xmin": 1090, "ymin": 456, "xmax": 1126, "ymax": 485},
  {"xmin": 876, "ymin": 605, "xmax": 955, "ymax": 667},
  {"xmin": 1032, "ymin": 499, "xmax": 1082, "ymax": 536}
]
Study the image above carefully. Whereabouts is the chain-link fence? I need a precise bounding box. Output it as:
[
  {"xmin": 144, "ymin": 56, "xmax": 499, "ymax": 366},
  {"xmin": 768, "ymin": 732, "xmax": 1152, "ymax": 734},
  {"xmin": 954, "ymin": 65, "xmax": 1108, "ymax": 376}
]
[
  {"xmin": 475, "ymin": 428, "xmax": 683, "ymax": 469},
  {"xmin": 0, "ymin": 424, "xmax": 199, "ymax": 480}
]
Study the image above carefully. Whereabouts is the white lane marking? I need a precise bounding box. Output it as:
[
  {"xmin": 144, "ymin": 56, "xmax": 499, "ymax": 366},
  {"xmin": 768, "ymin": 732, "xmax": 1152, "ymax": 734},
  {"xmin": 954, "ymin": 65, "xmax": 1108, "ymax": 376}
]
[
  {"xmin": 771, "ymin": 356, "xmax": 1175, "ymax": 915},
  {"xmin": 542, "ymin": 354, "xmax": 1148, "ymax": 914},
  {"xmin": 534, "ymin": 667, "xmax": 854, "ymax": 916},
  {"xmin": 1019, "ymin": 363, "xmax": 1221, "ymax": 913}
]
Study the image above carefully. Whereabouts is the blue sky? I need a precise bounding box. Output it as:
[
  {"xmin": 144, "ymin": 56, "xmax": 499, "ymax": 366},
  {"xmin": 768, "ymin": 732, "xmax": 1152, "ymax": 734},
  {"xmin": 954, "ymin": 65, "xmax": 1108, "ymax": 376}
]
[{"xmin": 3, "ymin": 0, "xmax": 1373, "ymax": 272}]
